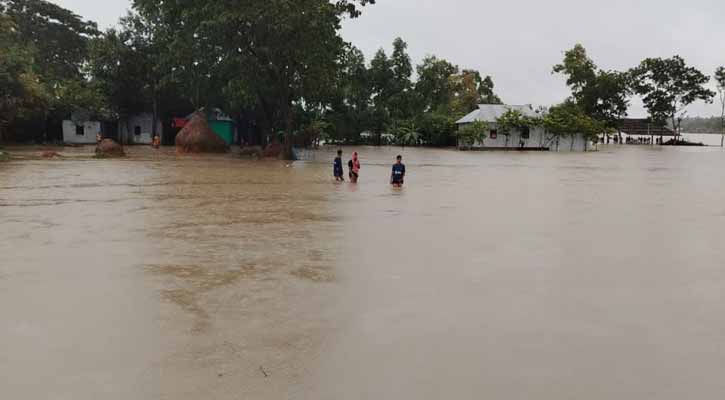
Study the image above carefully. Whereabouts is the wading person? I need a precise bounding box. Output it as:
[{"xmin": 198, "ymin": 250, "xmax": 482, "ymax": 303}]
[
  {"xmin": 333, "ymin": 150, "xmax": 344, "ymax": 182},
  {"xmin": 348, "ymin": 151, "xmax": 361, "ymax": 183},
  {"xmin": 391, "ymin": 155, "xmax": 406, "ymax": 187}
]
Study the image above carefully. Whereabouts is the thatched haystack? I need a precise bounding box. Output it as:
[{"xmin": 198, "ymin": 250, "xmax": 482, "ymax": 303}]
[
  {"xmin": 40, "ymin": 150, "xmax": 62, "ymax": 158},
  {"xmin": 176, "ymin": 112, "xmax": 228, "ymax": 154},
  {"xmin": 263, "ymin": 142, "xmax": 284, "ymax": 158},
  {"xmin": 95, "ymin": 139, "xmax": 125, "ymax": 158}
]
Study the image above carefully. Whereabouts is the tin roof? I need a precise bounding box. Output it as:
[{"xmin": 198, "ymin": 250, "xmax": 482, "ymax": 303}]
[{"xmin": 456, "ymin": 104, "xmax": 538, "ymax": 124}]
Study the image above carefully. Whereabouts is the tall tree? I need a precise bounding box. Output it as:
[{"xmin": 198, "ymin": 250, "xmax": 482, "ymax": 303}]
[
  {"xmin": 133, "ymin": 0, "xmax": 375, "ymax": 158},
  {"xmin": 2, "ymin": 0, "xmax": 101, "ymax": 141},
  {"xmin": 630, "ymin": 56, "xmax": 715, "ymax": 136},
  {"xmin": 714, "ymin": 66, "xmax": 725, "ymax": 147},
  {"xmin": 450, "ymin": 69, "xmax": 502, "ymax": 116},
  {"xmin": 0, "ymin": 13, "xmax": 48, "ymax": 142},
  {"xmin": 2, "ymin": 0, "xmax": 99, "ymax": 84},
  {"xmin": 415, "ymin": 56, "xmax": 458, "ymax": 113},
  {"xmin": 553, "ymin": 44, "xmax": 630, "ymax": 131}
]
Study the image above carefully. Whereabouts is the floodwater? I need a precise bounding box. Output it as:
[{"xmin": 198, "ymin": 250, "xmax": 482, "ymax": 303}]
[{"xmin": 1, "ymin": 144, "xmax": 725, "ymax": 399}]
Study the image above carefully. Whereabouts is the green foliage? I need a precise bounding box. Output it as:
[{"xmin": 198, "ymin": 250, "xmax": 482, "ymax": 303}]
[
  {"xmin": 630, "ymin": 56, "xmax": 715, "ymax": 130},
  {"xmin": 542, "ymin": 101, "xmax": 604, "ymax": 148},
  {"xmin": 553, "ymin": 44, "xmax": 630, "ymax": 129},
  {"xmin": 0, "ymin": 13, "xmax": 49, "ymax": 140},
  {"xmin": 2, "ymin": 0, "xmax": 99, "ymax": 84},
  {"xmin": 457, "ymin": 120, "xmax": 488, "ymax": 149},
  {"xmin": 416, "ymin": 112, "xmax": 456, "ymax": 146},
  {"xmin": 393, "ymin": 120, "xmax": 419, "ymax": 147},
  {"xmin": 450, "ymin": 70, "xmax": 502, "ymax": 116},
  {"xmin": 496, "ymin": 109, "xmax": 525, "ymax": 146}
]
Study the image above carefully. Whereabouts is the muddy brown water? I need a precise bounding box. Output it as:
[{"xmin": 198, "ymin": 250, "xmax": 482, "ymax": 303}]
[{"xmin": 1, "ymin": 145, "xmax": 725, "ymax": 399}]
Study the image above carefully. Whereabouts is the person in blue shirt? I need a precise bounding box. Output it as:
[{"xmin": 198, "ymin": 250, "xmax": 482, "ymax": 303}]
[
  {"xmin": 391, "ymin": 155, "xmax": 406, "ymax": 187},
  {"xmin": 333, "ymin": 150, "xmax": 345, "ymax": 181}
]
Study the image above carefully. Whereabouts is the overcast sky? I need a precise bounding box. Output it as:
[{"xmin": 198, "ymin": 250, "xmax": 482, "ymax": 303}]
[{"xmin": 55, "ymin": 0, "xmax": 725, "ymax": 117}]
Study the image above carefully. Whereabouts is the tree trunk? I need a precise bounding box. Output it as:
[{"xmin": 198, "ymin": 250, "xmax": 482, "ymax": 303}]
[
  {"xmin": 280, "ymin": 102, "xmax": 296, "ymax": 160},
  {"xmin": 152, "ymin": 96, "xmax": 159, "ymax": 140}
]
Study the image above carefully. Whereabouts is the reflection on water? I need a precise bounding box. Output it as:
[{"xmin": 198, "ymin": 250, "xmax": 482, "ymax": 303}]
[{"xmin": 2, "ymin": 144, "xmax": 725, "ymax": 399}]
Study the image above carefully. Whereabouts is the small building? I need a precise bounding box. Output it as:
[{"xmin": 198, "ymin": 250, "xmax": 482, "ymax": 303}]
[
  {"xmin": 456, "ymin": 104, "xmax": 593, "ymax": 151},
  {"xmin": 119, "ymin": 113, "xmax": 163, "ymax": 145},
  {"xmin": 617, "ymin": 119, "xmax": 675, "ymax": 144},
  {"xmin": 62, "ymin": 114, "xmax": 102, "ymax": 144}
]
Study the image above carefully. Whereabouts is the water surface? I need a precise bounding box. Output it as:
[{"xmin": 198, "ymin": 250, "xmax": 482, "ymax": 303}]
[{"xmin": 1, "ymin": 144, "xmax": 724, "ymax": 399}]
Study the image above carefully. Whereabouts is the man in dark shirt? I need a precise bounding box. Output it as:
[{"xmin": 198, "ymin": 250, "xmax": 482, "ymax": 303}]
[
  {"xmin": 333, "ymin": 150, "xmax": 344, "ymax": 181},
  {"xmin": 391, "ymin": 155, "xmax": 406, "ymax": 187}
]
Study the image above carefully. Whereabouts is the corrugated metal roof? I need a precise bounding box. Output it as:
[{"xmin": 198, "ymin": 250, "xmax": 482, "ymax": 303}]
[{"xmin": 456, "ymin": 104, "xmax": 538, "ymax": 124}]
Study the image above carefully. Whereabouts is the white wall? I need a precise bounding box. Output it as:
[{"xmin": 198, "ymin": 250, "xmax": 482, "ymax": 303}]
[
  {"xmin": 459, "ymin": 123, "xmax": 593, "ymax": 152},
  {"xmin": 62, "ymin": 120, "xmax": 101, "ymax": 144},
  {"xmin": 119, "ymin": 114, "xmax": 163, "ymax": 144}
]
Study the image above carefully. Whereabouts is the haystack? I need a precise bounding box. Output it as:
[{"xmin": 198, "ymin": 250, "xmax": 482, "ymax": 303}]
[
  {"xmin": 263, "ymin": 142, "xmax": 284, "ymax": 158},
  {"xmin": 95, "ymin": 139, "xmax": 125, "ymax": 157},
  {"xmin": 175, "ymin": 112, "xmax": 228, "ymax": 154}
]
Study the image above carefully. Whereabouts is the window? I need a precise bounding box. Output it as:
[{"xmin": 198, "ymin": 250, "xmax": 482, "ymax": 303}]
[
  {"xmin": 490, "ymin": 129, "xmax": 498, "ymax": 139},
  {"xmin": 134, "ymin": 126, "xmax": 142, "ymax": 136},
  {"xmin": 521, "ymin": 126, "xmax": 530, "ymax": 139},
  {"xmin": 76, "ymin": 125, "xmax": 85, "ymax": 136}
]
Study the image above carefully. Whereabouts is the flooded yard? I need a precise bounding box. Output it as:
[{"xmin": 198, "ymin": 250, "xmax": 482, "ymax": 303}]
[{"xmin": 2, "ymin": 144, "xmax": 725, "ymax": 399}]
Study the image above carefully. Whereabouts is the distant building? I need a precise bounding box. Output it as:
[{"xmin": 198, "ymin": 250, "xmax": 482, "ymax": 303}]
[
  {"xmin": 119, "ymin": 113, "xmax": 163, "ymax": 145},
  {"xmin": 63, "ymin": 112, "xmax": 162, "ymax": 145},
  {"xmin": 62, "ymin": 113, "xmax": 101, "ymax": 144},
  {"xmin": 456, "ymin": 104, "xmax": 593, "ymax": 151}
]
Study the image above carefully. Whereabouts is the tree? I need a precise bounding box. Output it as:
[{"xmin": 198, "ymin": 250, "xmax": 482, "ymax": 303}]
[
  {"xmin": 553, "ymin": 44, "xmax": 630, "ymax": 131},
  {"xmin": 450, "ymin": 69, "xmax": 502, "ymax": 117},
  {"xmin": 415, "ymin": 56, "xmax": 458, "ymax": 113},
  {"xmin": 630, "ymin": 56, "xmax": 715, "ymax": 137},
  {"xmin": 394, "ymin": 120, "xmax": 419, "ymax": 148},
  {"xmin": 2, "ymin": 0, "xmax": 99, "ymax": 84},
  {"xmin": 132, "ymin": 0, "xmax": 376, "ymax": 158},
  {"xmin": 715, "ymin": 66, "xmax": 725, "ymax": 147},
  {"xmin": 2, "ymin": 0, "xmax": 102, "ymax": 141},
  {"xmin": 542, "ymin": 101, "xmax": 603, "ymax": 151},
  {"xmin": 496, "ymin": 109, "xmax": 526, "ymax": 148},
  {"xmin": 0, "ymin": 16, "xmax": 49, "ymax": 142},
  {"xmin": 456, "ymin": 120, "xmax": 488, "ymax": 149}
]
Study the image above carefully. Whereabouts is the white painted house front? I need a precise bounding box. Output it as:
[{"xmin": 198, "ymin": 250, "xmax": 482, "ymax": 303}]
[
  {"xmin": 456, "ymin": 104, "xmax": 593, "ymax": 152},
  {"xmin": 119, "ymin": 113, "xmax": 163, "ymax": 145},
  {"xmin": 62, "ymin": 119, "xmax": 102, "ymax": 144}
]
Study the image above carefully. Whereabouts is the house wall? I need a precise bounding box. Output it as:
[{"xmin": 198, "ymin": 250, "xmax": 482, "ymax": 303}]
[
  {"xmin": 459, "ymin": 123, "xmax": 593, "ymax": 152},
  {"xmin": 62, "ymin": 120, "xmax": 101, "ymax": 144},
  {"xmin": 119, "ymin": 114, "xmax": 163, "ymax": 144}
]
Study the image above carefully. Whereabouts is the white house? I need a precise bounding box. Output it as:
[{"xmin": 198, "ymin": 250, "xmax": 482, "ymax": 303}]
[
  {"xmin": 62, "ymin": 118, "xmax": 102, "ymax": 144},
  {"xmin": 119, "ymin": 113, "xmax": 163, "ymax": 145},
  {"xmin": 455, "ymin": 104, "xmax": 594, "ymax": 152}
]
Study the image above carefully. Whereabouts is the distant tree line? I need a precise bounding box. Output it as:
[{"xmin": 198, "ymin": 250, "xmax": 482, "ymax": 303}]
[
  {"xmin": 551, "ymin": 44, "xmax": 721, "ymax": 144},
  {"xmin": 0, "ymin": 0, "xmax": 504, "ymax": 155},
  {"xmin": 2, "ymin": 1, "xmax": 724, "ymax": 153}
]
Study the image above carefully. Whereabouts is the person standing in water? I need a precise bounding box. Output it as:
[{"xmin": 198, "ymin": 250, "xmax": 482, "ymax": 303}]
[
  {"xmin": 333, "ymin": 150, "xmax": 345, "ymax": 182},
  {"xmin": 391, "ymin": 155, "xmax": 406, "ymax": 187},
  {"xmin": 348, "ymin": 151, "xmax": 361, "ymax": 183}
]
